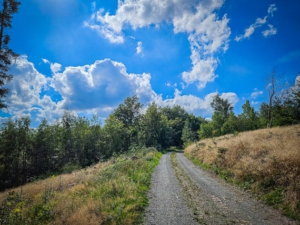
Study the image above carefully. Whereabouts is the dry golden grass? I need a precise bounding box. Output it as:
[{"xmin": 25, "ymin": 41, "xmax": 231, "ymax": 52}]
[
  {"xmin": 185, "ymin": 125, "xmax": 300, "ymax": 219},
  {"xmin": 0, "ymin": 161, "xmax": 111, "ymax": 205},
  {"xmin": 0, "ymin": 148, "xmax": 161, "ymax": 225}
]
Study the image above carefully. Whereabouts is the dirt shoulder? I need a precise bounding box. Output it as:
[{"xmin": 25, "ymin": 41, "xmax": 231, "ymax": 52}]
[{"xmin": 175, "ymin": 152, "xmax": 298, "ymax": 225}]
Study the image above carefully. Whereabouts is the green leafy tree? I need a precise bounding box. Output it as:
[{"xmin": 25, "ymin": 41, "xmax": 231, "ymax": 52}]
[
  {"xmin": 222, "ymin": 112, "xmax": 238, "ymax": 134},
  {"xmin": 139, "ymin": 103, "xmax": 172, "ymax": 149},
  {"xmin": 198, "ymin": 122, "xmax": 213, "ymax": 139},
  {"xmin": 181, "ymin": 118, "xmax": 196, "ymax": 147},
  {"xmin": 0, "ymin": 0, "xmax": 21, "ymax": 108},
  {"xmin": 161, "ymin": 105, "xmax": 188, "ymax": 147},
  {"xmin": 61, "ymin": 110, "xmax": 76, "ymax": 164},
  {"xmin": 103, "ymin": 115, "xmax": 127, "ymax": 157},
  {"xmin": 211, "ymin": 94, "xmax": 233, "ymax": 119},
  {"xmin": 0, "ymin": 118, "xmax": 18, "ymax": 189},
  {"xmin": 284, "ymin": 75, "xmax": 300, "ymax": 122},
  {"xmin": 113, "ymin": 95, "xmax": 142, "ymax": 128},
  {"xmin": 113, "ymin": 96, "xmax": 143, "ymax": 150},
  {"xmin": 259, "ymin": 102, "xmax": 269, "ymax": 128},
  {"xmin": 239, "ymin": 100, "xmax": 258, "ymax": 131}
]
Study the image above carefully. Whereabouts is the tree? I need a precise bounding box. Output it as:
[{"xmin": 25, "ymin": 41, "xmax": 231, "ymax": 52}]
[
  {"xmin": 265, "ymin": 68, "xmax": 288, "ymax": 127},
  {"xmin": 222, "ymin": 112, "xmax": 238, "ymax": 134},
  {"xmin": 211, "ymin": 94, "xmax": 233, "ymax": 119},
  {"xmin": 210, "ymin": 94, "xmax": 233, "ymax": 136},
  {"xmin": 259, "ymin": 102, "xmax": 269, "ymax": 127},
  {"xmin": 0, "ymin": 0, "xmax": 20, "ymax": 108},
  {"xmin": 103, "ymin": 115, "xmax": 127, "ymax": 156},
  {"xmin": 198, "ymin": 122, "xmax": 213, "ymax": 139},
  {"xmin": 161, "ymin": 105, "xmax": 188, "ymax": 147},
  {"xmin": 181, "ymin": 119, "xmax": 196, "ymax": 147},
  {"xmin": 285, "ymin": 75, "xmax": 300, "ymax": 121},
  {"xmin": 113, "ymin": 96, "xmax": 143, "ymax": 150},
  {"xmin": 239, "ymin": 100, "xmax": 258, "ymax": 131},
  {"xmin": 138, "ymin": 103, "xmax": 172, "ymax": 149},
  {"xmin": 113, "ymin": 95, "xmax": 143, "ymax": 128}
]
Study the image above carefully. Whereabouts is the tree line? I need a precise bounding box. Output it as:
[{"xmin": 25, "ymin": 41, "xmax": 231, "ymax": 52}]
[
  {"xmin": 0, "ymin": 96, "xmax": 204, "ymax": 190},
  {"xmin": 199, "ymin": 73, "xmax": 300, "ymax": 139},
  {"xmin": 0, "ymin": 72, "xmax": 299, "ymax": 191}
]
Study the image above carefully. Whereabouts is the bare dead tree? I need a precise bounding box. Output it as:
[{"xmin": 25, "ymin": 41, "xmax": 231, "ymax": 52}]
[{"xmin": 265, "ymin": 68, "xmax": 288, "ymax": 127}]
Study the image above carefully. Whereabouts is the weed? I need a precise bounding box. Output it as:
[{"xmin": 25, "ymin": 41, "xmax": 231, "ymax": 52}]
[
  {"xmin": 263, "ymin": 188, "xmax": 285, "ymax": 206},
  {"xmin": 218, "ymin": 147, "xmax": 227, "ymax": 155}
]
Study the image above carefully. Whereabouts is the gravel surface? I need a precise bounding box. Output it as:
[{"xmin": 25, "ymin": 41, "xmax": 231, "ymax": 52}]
[
  {"xmin": 176, "ymin": 152, "xmax": 298, "ymax": 225},
  {"xmin": 144, "ymin": 152, "xmax": 298, "ymax": 224},
  {"xmin": 143, "ymin": 153, "xmax": 196, "ymax": 225}
]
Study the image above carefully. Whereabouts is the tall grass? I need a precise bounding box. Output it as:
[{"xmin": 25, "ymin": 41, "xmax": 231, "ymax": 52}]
[
  {"xmin": 185, "ymin": 125, "xmax": 300, "ymax": 221},
  {"xmin": 0, "ymin": 147, "xmax": 162, "ymax": 225}
]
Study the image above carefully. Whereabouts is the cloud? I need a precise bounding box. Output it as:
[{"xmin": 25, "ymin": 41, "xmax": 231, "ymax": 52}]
[
  {"xmin": 136, "ymin": 41, "xmax": 143, "ymax": 55},
  {"xmin": 251, "ymin": 101, "xmax": 260, "ymax": 105},
  {"xmin": 262, "ymin": 24, "xmax": 277, "ymax": 37},
  {"xmin": 235, "ymin": 4, "xmax": 277, "ymax": 41},
  {"xmin": 85, "ymin": 0, "xmax": 231, "ymax": 89},
  {"xmin": 268, "ymin": 4, "xmax": 277, "ymax": 16},
  {"xmin": 51, "ymin": 58, "xmax": 158, "ymax": 114},
  {"xmin": 50, "ymin": 62, "xmax": 62, "ymax": 74},
  {"xmin": 3, "ymin": 56, "xmax": 239, "ymax": 124},
  {"xmin": 157, "ymin": 89, "xmax": 239, "ymax": 116},
  {"xmin": 251, "ymin": 89, "xmax": 263, "ymax": 98},
  {"xmin": 3, "ymin": 56, "xmax": 61, "ymax": 123},
  {"xmin": 42, "ymin": 58, "xmax": 50, "ymax": 64}
]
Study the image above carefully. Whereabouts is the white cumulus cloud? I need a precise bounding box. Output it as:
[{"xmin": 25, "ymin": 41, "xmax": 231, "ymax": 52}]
[
  {"xmin": 3, "ymin": 56, "xmax": 61, "ymax": 123},
  {"xmin": 157, "ymin": 89, "xmax": 238, "ymax": 116},
  {"xmin": 3, "ymin": 56, "xmax": 239, "ymax": 124},
  {"xmin": 85, "ymin": 0, "xmax": 231, "ymax": 89},
  {"xmin": 51, "ymin": 58, "xmax": 157, "ymax": 113}
]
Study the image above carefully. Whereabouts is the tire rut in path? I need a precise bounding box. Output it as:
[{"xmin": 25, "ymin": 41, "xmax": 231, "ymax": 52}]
[
  {"xmin": 176, "ymin": 152, "xmax": 298, "ymax": 225},
  {"xmin": 143, "ymin": 153, "xmax": 196, "ymax": 225}
]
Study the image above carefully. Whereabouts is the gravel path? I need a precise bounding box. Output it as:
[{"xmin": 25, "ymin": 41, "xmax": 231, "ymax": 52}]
[
  {"xmin": 143, "ymin": 153, "xmax": 196, "ymax": 225},
  {"xmin": 144, "ymin": 152, "xmax": 298, "ymax": 225},
  {"xmin": 176, "ymin": 152, "xmax": 298, "ymax": 225}
]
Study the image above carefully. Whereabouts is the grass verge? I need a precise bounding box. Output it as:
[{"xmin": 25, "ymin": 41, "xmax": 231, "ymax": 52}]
[
  {"xmin": 0, "ymin": 147, "xmax": 162, "ymax": 225},
  {"xmin": 185, "ymin": 125, "xmax": 300, "ymax": 222}
]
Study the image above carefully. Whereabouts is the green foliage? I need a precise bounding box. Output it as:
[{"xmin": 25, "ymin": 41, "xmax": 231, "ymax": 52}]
[
  {"xmin": 0, "ymin": 0, "xmax": 21, "ymax": 108},
  {"xmin": 181, "ymin": 118, "xmax": 197, "ymax": 147},
  {"xmin": 263, "ymin": 188, "xmax": 285, "ymax": 206},
  {"xmin": 210, "ymin": 94, "xmax": 233, "ymax": 119},
  {"xmin": 138, "ymin": 103, "xmax": 173, "ymax": 149},
  {"xmin": 0, "ymin": 191, "xmax": 24, "ymax": 225},
  {"xmin": 198, "ymin": 122, "xmax": 213, "ymax": 139},
  {"xmin": 0, "ymin": 148, "xmax": 162, "ymax": 225},
  {"xmin": 161, "ymin": 105, "xmax": 189, "ymax": 147}
]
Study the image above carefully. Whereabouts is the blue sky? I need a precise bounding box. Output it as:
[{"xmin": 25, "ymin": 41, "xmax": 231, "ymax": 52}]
[{"xmin": 1, "ymin": 0, "xmax": 299, "ymax": 126}]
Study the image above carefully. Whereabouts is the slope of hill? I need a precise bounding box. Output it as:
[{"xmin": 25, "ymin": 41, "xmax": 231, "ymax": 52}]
[
  {"xmin": 185, "ymin": 125, "xmax": 300, "ymax": 221},
  {"xmin": 0, "ymin": 148, "xmax": 161, "ymax": 225}
]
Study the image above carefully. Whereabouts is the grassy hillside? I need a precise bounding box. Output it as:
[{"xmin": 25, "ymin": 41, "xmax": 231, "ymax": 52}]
[
  {"xmin": 0, "ymin": 148, "xmax": 161, "ymax": 225},
  {"xmin": 185, "ymin": 125, "xmax": 300, "ymax": 221}
]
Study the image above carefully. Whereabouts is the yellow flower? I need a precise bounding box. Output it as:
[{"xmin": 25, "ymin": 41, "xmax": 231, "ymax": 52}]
[{"xmin": 14, "ymin": 208, "xmax": 20, "ymax": 213}]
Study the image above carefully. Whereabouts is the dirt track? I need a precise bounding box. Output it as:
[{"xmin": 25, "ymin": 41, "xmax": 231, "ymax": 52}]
[{"xmin": 144, "ymin": 152, "xmax": 298, "ymax": 225}]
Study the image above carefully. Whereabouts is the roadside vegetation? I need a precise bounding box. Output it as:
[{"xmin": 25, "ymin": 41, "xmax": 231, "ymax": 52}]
[
  {"xmin": 0, "ymin": 96, "xmax": 203, "ymax": 191},
  {"xmin": 0, "ymin": 147, "xmax": 162, "ymax": 225},
  {"xmin": 0, "ymin": 67, "xmax": 299, "ymax": 223},
  {"xmin": 185, "ymin": 125, "xmax": 300, "ymax": 221}
]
